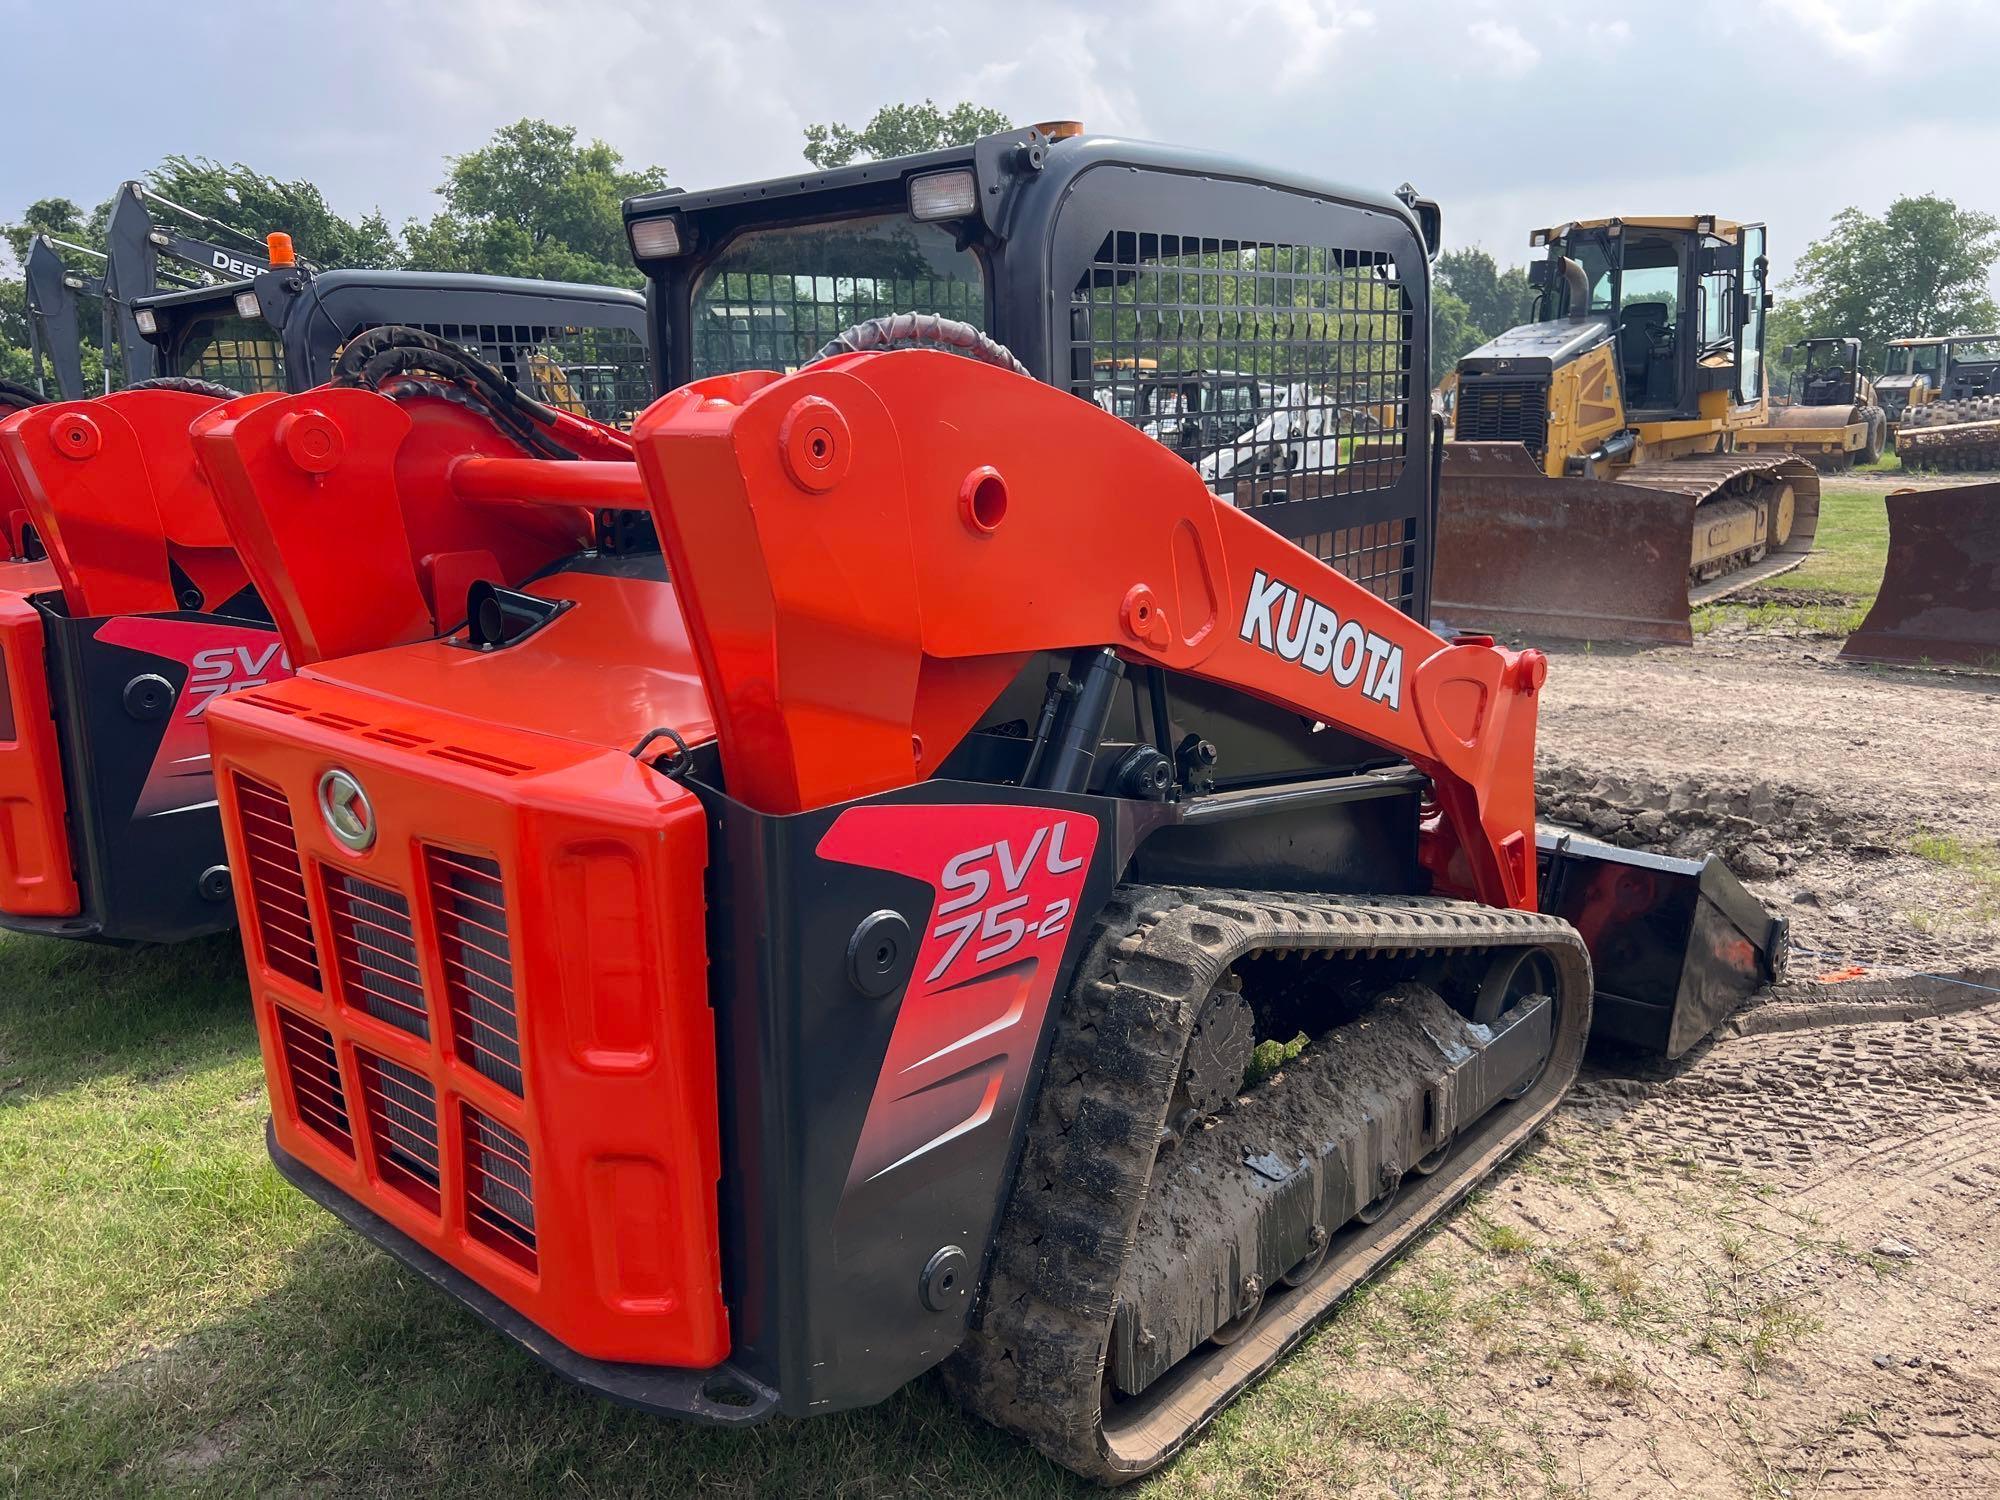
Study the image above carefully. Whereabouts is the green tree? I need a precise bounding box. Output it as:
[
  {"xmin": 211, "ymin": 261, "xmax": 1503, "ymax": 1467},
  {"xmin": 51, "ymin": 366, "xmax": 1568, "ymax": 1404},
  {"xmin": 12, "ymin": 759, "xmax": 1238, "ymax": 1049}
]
[
  {"xmin": 1433, "ymin": 247, "xmax": 1530, "ymax": 369},
  {"xmin": 0, "ymin": 197, "xmax": 111, "ymax": 392},
  {"xmin": 403, "ymin": 119, "xmax": 667, "ymax": 289},
  {"xmin": 1781, "ymin": 195, "xmax": 2000, "ymax": 374},
  {"xmin": 802, "ymin": 100, "xmax": 1012, "ymax": 169},
  {"xmin": 143, "ymin": 157, "xmax": 398, "ymax": 268}
]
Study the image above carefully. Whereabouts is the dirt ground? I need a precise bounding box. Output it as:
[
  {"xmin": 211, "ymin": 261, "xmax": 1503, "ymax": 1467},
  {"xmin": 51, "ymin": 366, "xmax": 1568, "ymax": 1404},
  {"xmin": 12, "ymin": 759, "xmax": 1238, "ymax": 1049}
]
[{"xmin": 1371, "ymin": 633, "xmax": 2000, "ymax": 1498}]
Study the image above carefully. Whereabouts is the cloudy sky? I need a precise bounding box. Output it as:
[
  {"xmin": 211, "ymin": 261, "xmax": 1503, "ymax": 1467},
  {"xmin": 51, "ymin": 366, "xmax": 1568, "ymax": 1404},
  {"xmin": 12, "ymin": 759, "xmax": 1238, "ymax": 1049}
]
[{"xmin": 4, "ymin": 0, "xmax": 1997, "ymax": 284}]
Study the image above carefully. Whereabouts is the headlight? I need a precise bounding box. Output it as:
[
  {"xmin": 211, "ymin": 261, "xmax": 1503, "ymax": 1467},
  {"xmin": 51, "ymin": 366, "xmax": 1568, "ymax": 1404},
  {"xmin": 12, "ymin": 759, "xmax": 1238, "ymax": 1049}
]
[
  {"xmin": 908, "ymin": 169, "xmax": 978, "ymax": 222},
  {"xmin": 628, "ymin": 214, "xmax": 684, "ymax": 259}
]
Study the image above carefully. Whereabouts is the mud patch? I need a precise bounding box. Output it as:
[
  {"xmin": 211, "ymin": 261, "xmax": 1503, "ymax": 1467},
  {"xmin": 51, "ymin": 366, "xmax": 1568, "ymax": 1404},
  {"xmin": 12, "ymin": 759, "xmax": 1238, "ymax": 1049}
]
[
  {"xmin": 1726, "ymin": 585, "xmax": 1862, "ymax": 610},
  {"xmin": 1536, "ymin": 761, "xmax": 1873, "ymax": 878}
]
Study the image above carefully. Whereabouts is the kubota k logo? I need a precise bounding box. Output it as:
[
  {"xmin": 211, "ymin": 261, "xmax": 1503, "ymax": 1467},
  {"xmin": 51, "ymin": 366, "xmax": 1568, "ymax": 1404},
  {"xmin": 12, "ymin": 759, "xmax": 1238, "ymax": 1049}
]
[{"xmin": 317, "ymin": 769, "xmax": 376, "ymax": 853}]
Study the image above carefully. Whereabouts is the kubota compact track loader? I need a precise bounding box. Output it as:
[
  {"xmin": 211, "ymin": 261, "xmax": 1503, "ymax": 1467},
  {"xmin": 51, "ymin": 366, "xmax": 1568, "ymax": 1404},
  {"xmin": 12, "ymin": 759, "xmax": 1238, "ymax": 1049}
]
[
  {"xmin": 1434, "ymin": 216, "xmax": 1821, "ymax": 646},
  {"xmin": 192, "ymin": 129, "xmax": 1783, "ymax": 1482},
  {"xmin": 0, "ymin": 273, "xmax": 649, "ymax": 945},
  {"xmin": 1737, "ymin": 337, "xmax": 1887, "ymax": 469}
]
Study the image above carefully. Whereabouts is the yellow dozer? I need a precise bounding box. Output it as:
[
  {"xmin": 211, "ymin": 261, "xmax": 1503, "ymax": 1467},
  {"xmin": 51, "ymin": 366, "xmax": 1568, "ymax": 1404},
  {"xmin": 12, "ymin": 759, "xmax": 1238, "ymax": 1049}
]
[
  {"xmin": 1434, "ymin": 216, "xmax": 1820, "ymax": 645},
  {"xmin": 1737, "ymin": 337, "xmax": 1887, "ymax": 469}
]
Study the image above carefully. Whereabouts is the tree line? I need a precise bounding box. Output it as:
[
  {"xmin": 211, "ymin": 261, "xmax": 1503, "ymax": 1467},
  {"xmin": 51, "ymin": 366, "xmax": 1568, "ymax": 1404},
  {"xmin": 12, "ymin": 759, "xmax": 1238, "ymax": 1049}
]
[
  {"xmin": 0, "ymin": 102, "xmax": 1005, "ymax": 392},
  {"xmin": 4, "ymin": 100, "xmax": 1995, "ymax": 397}
]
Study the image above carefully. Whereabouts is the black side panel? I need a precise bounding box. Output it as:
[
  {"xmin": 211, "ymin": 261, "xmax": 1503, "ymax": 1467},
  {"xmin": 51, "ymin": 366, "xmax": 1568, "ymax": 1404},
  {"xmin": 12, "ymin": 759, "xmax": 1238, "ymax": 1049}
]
[
  {"xmin": 41, "ymin": 610, "xmax": 283, "ymax": 943},
  {"xmin": 700, "ymin": 777, "xmax": 1120, "ymax": 1415},
  {"xmin": 1134, "ymin": 782, "xmax": 1422, "ymax": 894}
]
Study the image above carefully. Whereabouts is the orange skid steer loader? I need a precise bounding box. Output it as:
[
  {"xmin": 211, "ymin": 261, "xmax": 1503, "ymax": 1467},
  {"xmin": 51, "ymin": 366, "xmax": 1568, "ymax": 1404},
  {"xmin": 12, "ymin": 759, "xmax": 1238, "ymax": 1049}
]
[{"xmin": 188, "ymin": 132, "xmax": 1784, "ymax": 1482}]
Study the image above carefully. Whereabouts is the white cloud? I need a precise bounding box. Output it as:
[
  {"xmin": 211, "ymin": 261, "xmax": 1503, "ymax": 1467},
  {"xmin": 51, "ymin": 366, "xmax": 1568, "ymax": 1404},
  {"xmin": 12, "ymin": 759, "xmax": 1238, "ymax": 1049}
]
[
  {"xmin": 1467, "ymin": 19, "xmax": 1540, "ymax": 77},
  {"xmin": 1766, "ymin": 0, "xmax": 1902, "ymax": 69},
  {"xmin": 3, "ymin": 0, "xmax": 1999, "ymax": 304}
]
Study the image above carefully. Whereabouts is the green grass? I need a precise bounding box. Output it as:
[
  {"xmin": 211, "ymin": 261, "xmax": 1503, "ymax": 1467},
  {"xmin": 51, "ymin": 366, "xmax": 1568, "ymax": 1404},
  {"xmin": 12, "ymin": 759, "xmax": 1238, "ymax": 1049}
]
[
  {"xmin": 0, "ymin": 935, "xmax": 1600, "ymax": 1498},
  {"xmin": 1691, "ymin": 487, "xmax": 1888, "ymax": 638},
  {"xmin": 1908, "ymin": 831, "xmax": 2000, "ymax": 929}
]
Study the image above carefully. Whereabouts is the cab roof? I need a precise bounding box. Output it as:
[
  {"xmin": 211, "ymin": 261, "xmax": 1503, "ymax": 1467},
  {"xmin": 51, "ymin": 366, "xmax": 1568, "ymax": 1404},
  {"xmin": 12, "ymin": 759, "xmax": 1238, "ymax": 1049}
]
[
  {"xmin": 1533, "ymin": 216, "xmax": 1744, "ymax": 243},
  {"xmin": 131, "ymin": 268, "xmax": 645, "ymax": 315},
  {"xmin": 626, "ymin": 128, "xmax": 1429, "ymax": 251}
]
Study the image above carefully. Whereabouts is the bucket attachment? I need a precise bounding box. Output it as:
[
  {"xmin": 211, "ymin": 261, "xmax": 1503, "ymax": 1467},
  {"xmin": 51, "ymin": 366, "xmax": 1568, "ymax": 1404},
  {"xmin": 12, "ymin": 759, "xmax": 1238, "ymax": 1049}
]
[
  {"xmin": 1537, "ymin": 832, "xmax": 1788, "ymax": 1058},
  {"xmin": 1433, "ymin": 442, "xmax": 1698, "ymax": 645},
  {"xmin": 1840, "ymin": 483, "xmax": 2000, "ymax": 669}
]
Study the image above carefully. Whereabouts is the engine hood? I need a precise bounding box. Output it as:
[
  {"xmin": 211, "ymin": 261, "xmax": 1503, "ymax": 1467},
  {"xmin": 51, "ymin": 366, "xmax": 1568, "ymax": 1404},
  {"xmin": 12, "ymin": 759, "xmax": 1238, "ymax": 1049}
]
[{"xmin": 1459, "ymin": 317, "xmax": 1615, "ymax": 379}]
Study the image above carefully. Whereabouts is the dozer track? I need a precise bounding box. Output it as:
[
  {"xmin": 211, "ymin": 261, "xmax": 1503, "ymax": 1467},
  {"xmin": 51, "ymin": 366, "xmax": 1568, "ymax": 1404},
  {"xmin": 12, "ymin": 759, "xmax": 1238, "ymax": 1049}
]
[
  {"xmin": 1617, "ymin": 452, "xmax": 1822, "ymax": 606},
  {"xmin": 946, "ymin": 885, "xmax": 1592, "ymax": 1483}
]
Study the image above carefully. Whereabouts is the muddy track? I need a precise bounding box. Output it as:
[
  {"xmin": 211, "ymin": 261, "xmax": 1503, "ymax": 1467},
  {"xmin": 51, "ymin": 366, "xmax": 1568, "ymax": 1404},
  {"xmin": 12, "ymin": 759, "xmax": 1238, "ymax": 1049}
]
[{"xmin": 945, "ymin": 887, "xmax": 1591, "ymax": 1483}]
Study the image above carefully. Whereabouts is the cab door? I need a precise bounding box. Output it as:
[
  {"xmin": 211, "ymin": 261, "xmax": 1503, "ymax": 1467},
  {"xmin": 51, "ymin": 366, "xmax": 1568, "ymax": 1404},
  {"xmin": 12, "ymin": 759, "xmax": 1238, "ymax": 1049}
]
[{"xmin": 1735, "ymin": 224, "xmax": 1768, "ymax": 408}]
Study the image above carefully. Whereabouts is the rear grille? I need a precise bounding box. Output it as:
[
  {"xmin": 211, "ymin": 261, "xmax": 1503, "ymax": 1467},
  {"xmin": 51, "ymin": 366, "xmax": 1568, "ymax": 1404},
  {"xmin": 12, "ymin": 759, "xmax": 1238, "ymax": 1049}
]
[
  {"xmin": 463, "ymin": 1105, "xmax": 537, "ymax": 1270},
  {"xmin": 356, "ymin": 1049, "xmax": 442, "ymax": 1213},
  {"xmin": 274, "ymin": 1007, "xmax": 352, "ymax": 1157},
  {"xmin": 324, "ymin": 871, "xmax": 429, "ymax": 1039},
  {"xmin": 1455, "ymin": 377, "xmax": 1549, "ymax": 461},
  {"xmin": 426, "ymin": 848, "xmax": 521, "ymax": 1096},
  {"xmin": 233, "ymin": 774, "xmax": 322, "ymax": 989}
]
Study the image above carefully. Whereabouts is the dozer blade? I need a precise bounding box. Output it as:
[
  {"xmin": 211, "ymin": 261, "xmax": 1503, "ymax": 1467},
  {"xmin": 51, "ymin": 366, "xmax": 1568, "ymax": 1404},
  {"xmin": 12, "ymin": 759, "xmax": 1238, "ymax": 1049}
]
[
  {"xmin": 1840, "ymin": 482, "xmax": 2000, "ymax": 668},
  {"xmin": 1433, "ymin": 442, "xmax": 1698, "ymax": 645}
]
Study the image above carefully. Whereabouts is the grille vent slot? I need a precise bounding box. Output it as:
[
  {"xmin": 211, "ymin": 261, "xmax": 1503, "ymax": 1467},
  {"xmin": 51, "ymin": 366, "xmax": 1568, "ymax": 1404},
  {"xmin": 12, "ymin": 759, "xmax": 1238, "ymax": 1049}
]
[
  {"xmin": 324, "ymin": 871, "xmax": 429, "ymax": 1039},
  {"xmin": 233, "ymin": 774, "xmax": 321, "ymax": 990},
  {"xmin": 463, "ymin": 1106, "xmax": 537, "ymax": 1270},
  {"xmin": 356, "ymin": 1049, "xmax": 442, "ymax": 1214},
  {"xmin": 274, "ymin": 1007, "xmax": 351, "ymax": 1157},
  {"xmin": 426, "ymin": 848, "xmax": 521, "ymax": 1096}
]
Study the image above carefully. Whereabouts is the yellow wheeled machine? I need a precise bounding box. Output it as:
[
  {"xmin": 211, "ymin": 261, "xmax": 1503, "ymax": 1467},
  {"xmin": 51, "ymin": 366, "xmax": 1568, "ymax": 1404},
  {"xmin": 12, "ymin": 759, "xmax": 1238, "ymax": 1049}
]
[
  {"xmin": 1435, "ymin": 216, "xmax": 1819, "ymax": 645},
  {"xmin": 1738, "ymin": 337, "xmax": 1886, "ymax": 469}
]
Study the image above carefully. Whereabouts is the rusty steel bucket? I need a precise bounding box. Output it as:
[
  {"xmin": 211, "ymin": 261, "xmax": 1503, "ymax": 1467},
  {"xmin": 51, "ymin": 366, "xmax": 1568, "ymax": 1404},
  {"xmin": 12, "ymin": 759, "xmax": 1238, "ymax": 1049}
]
[
  {"xmin": 1840, "ymin": 483, "xmax": 2000, "ymax": 668},
  {"xmin": 1432, "ymin": 442, "xmax": 1698, "ymax": 646}
]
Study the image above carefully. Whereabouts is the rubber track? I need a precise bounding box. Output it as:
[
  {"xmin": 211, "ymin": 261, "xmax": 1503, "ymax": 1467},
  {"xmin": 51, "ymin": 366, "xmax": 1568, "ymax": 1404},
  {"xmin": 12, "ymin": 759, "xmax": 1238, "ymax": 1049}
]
[{"xmin": 943, "ymin": 885, "xmax": 1592, "ymax": 1483}]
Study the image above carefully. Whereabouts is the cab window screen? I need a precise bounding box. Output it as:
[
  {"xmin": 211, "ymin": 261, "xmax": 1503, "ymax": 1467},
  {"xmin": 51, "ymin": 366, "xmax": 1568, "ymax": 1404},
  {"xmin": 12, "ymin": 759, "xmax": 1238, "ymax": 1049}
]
[
  {"xmin": 1070, "ymin": 231, "xmax": 1419, "ymax": 611},
  {"xmin": 690, "ymin": 216, "xmax": 985, "ymax": 377},
  {"xmin": 392, "ymin": 321, "xmax": 650, "ymax": 426},
  {"xmin": 173, "ymin": 315, "xmax": 285, "ymax": 392}
]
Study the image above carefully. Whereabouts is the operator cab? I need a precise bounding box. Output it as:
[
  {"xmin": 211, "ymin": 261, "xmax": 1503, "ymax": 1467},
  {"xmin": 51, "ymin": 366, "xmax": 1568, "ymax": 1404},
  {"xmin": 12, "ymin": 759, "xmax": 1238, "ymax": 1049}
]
[
  {"xmin": 1528, "ymin": 217, "xmax": 1769, "ymax": 420},
  {"xmin": 627, "ymin": 126, "xmax": 1440, "ymax": 618},
  {"xmin": 1941, "ymin": 334, "xmax": 2000, "ymax": 400},
  {"xmin": 1882, "ymin": 338, "xmax": 1944, "ymax": 384},
  {"xmin": 627, "ymin": 125, "xmax": 1442, "ymax": 794},
  {"xmin": 1790, "ymin": 337, "xmax": 1860, "ymax": 408},
  {"xmin": 132, "ymin": 270, "xmax": 652, "ymax": 423}
]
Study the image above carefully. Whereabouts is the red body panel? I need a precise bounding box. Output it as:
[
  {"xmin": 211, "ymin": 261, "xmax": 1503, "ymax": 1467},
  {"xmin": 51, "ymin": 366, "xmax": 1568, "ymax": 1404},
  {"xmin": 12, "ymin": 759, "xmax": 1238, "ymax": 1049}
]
[
  {"xmin": 190, "ymin": 391, "xmax": 605, "ymax": 668},
  {"xmin": 314, "ymin": 572, "xmax": 716, "ymax": 752},
  {"xmin": 0, "ymin": 391, "xmax": 248, "ymax": 617},
  {"xmin": 631, "ymin": 356, "xmax": 1543, "ymax": 911},
  {"xmin": 209, "ymin": 680, "xmax": 729, "ymax": 1366},
  {"xmin": 0, "ymin": 574, "xmax": 79, "ymax": 917},
  {"xmin": 818, "ymin": 804, "xmax": 1098, "ymax": 1202}
]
